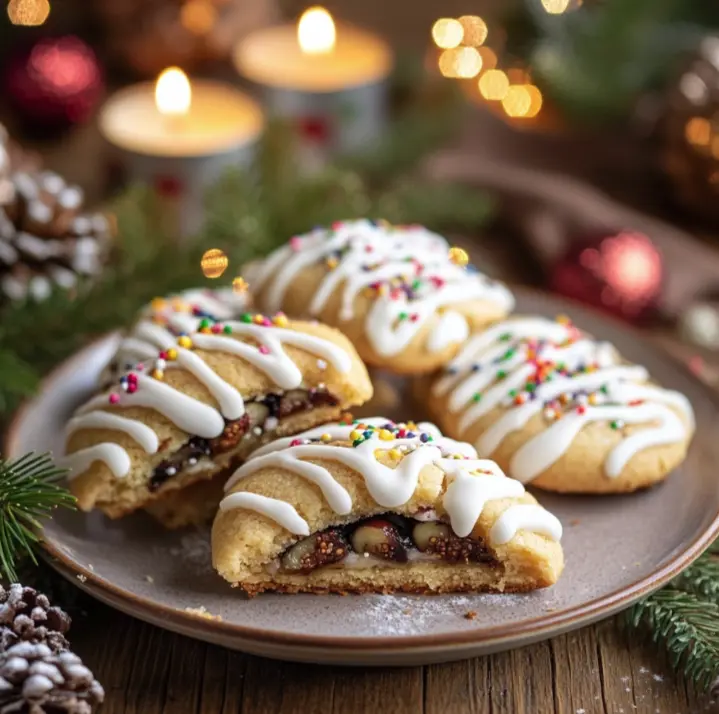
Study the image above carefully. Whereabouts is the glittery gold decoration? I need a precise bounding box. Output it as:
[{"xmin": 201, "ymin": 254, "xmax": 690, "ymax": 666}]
[
  {"xmin": 201, "ymin": 248, "xmax": 228, "ymax": 279},
  {"xmin": 449, "ymin": 246, "xmax": 469, "ymax": 267},
  {"xmin": 7, "ymin": 0, "xmax": 50, "ymax": 26},
  {"xmin": 232, "ymin": 276, "xmax": 248, "ymax": 294}
]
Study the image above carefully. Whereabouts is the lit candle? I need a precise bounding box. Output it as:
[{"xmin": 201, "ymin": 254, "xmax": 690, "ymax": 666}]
[
  {"xmin": 233, "ymin": 6, "xmax": 392, "ymax": 162},
  {"xmin": 99, "ymin": 68, "xmax": 263, "ymax": 235}
]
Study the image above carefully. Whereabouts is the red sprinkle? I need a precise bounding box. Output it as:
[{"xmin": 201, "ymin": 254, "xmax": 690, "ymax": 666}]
[
  {"xmin": 127, "ymin": 384, "xmax": 137, "ymax": 394},
  {"xmin": 290, "ymin": 439, "xmax": 302, "ymax": 447},
  {"xmin": 290, "ymin": 237, "xmax": 302, "ymax": 251},
  {"xmin": 259, "ymin": 345, "xmax": 270, "ymax": 354},
  {"xmin": 410, "ymin": 313, "xmax": 419, "ymax": 322},
  {"xmin": 158, "ymin": 351, "xmax": 167, "ymax": 360},
  {"xmin": 576, "ymin": 405, "xmax": 586, "ymax": 415},
  {"xmin": 211, "ymin": 324, "xmax": 222, "ymax": 334},
  {"xmin": 109, "ymin": 393, "xmax": 120, "ymax": 404}
]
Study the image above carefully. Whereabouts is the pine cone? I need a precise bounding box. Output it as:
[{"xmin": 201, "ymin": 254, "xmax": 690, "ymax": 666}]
[
  {"xmin": 0, "ymin": 170, "xmax": 114, "ymax": 303},
  {"xmin": 0, "ymin": 642, "xmax": 104, "ymax": 713},
  {"xmin": 0, "ymin": 584, "xmax": 71, "ymax": 654}
]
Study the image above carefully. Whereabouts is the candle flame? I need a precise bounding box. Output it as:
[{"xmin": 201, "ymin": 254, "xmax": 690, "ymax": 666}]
[
  {"xmin": 298, "ymin": 6, "xmax": 336, "ymax": 54},
  {"xmin": 155, "ymin": 67, "xmax": 192, "ymax": 116}
]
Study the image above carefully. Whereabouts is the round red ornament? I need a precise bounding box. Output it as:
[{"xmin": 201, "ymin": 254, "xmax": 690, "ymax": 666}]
[
  {"xmin": 4, "ymin": 36, "xmax": 104, "ymax": 135},
  {"xmin": 549, "ymin": 230, "xmax": 663, "ymax": 324}
]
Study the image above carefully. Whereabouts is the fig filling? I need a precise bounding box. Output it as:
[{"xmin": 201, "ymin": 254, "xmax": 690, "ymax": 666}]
[
  {"xmin": 278, "ymin": 513, "xmax": 500, "ymax": 574},
  {"xmin": 148, "ymin": 387, "xmax": 339, "ymax": 492}
]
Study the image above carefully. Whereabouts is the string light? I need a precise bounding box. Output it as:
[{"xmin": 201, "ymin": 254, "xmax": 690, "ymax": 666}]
[
  {"xmin": 439, "ymin": 47, "xmax": 482, "ymax": 79},
  {"xmin": 180, "ymin": 0, "xmax": 217, "ymax": 35},
  {"xmin": 685, "ymin": 117, "xmax": 711, "ymax": 147},
  {"xmin": 502, "ymin": 85, "xmax": 532, "ymax": 117},
  {"xmin": 7, "ymin": 0, "xmax": 50, "ymax": 25},
  {"xmin": 478, "ymin": 69, "xmax": 509, "ymax": 100},
  {"xmin": 458, "ymin": 16, "xmax": 488, "ymax": 46},
  {"xmin": 431, "ymin": 18, "xmax": 463, "ymax": 49},
  {"xmin": 507, "ymin": 68, "xmax": 531, "ymax": 84}
]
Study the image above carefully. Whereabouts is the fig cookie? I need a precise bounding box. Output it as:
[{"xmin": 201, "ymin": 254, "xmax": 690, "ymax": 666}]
[
  {"xmin": 103, "ymin": 287, "xmax": 250, "ymax": 383},
  {"xmin": 61, "ymin": 313, "xmax": 373, "ymax": 526},
  {"xmin": 424, "ymin": 316, "xmax": 695, "ymax": 493},
  {"xmin": 212, "ymin": 418, "xmax": 563, "ymax": 595},
  {"xmin": 245, "ymin": 219, "xmax": 514, "ymax": 374}
]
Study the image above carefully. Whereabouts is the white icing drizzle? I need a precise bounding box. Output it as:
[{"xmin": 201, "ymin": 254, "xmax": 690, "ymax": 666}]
[
  {"xmin": 60, "ymin": 444, "xmax": 131, "ymax": 481},
  {"xmin": 490, "ymin": 504, "xmax": 563, "ymax": 546},
  {"xmin": 67, "ymin": 319, "xmax": 353, "ymax": 482},
  {"xmin": 219, "ymin": 493, "xmax": 310, "ymax": 536},
  {"xmin": 65, "ymin": 411, "xmax": 159, "ymax": 454},
  {"xmin": 250, "ymin": 220, "xmax": 514, "ymax": 357},
  {"xmin": 433, "ymin": 317, "xmax": 695, "ymax": 483},
  {"xmin": 220, "ymin": 418, "xmax": 562, "ymax": 548}
]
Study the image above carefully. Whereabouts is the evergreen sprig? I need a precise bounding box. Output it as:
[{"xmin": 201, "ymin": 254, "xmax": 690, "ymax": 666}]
[
  {"xmin": 627, "ymin": 547, "xmax": 719, "ymax": 692},
  {"xmin": 0, "ymin": 453, "xmax": 75, "ymax": 582}
]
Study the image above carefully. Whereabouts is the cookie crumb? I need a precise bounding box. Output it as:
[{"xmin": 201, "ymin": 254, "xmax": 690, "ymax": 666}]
[
  {"xmin": 88, "ymin": 564, "xmax": 94, "ymax": 571},
  {"xmin": 76, "ymin": 574, "xmax": 87, "ymax": 583},
  {"xmin": 145, "ymin": 575, "xmax": 154, "ymax": 584},
  {"xmin": 402, "ymin": 609, "xmax": 412, "ymax": 616},
  {"xmin": 184, "ymin": 606, "xmax": 222, "ymax": 622},
  {"xmin": 463, "ymin": 610, "xmax": 477, "ymax": 620},
  {"xmin": 569, "ymin": 519, "xmax": 581, "ymax": 526}
]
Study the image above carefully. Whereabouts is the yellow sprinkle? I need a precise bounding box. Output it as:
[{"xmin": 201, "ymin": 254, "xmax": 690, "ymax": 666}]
[
  {"xmin": 451, "ymin": 453, "xmax": 463, "ymax": 459},
  {"xmin": 389, "ymin": 449, "xmax": 402, "ymax": 460},
  {"xmin": 253, "ymin": 314, "xmax": 265, "ymax": 324},
  {"xmin": 349, "ymin": 430, "xmax": 362, "ymax": 441},
  {"xmin": 152, "ymin": 369, "xmax": 164, "ymax": 380},
  {"xmin": 326, "ymin": 257, "xmax": 338, "ymax": 269},
  {"xmin": 173, "ymin": 299, "xmax": 190, "ymax": 313},
  {"xmin": 378, "ymin": 429, "xmax": 394, "ymax": 441},
  {"xmin": 177, "ymin": 336, "xmax": 193, "ymax": 349},
  {"xmin": 320, "ymin": 433, "xmax": 332, "ymax": 442},
  {"xmin": 151, "ymin": 298, "xmax": 167, "ymax": 311},
  {"xmin": 232, "ymin": 276, "xmax": 248, "ymax": 294},
  {"xmin": 273, "ymin": 314, "xmax": 289, "ymax": 328},
  {"xmin": 407, "ymin": 421, "xmax": 417, "ymax": 431},
  {"xmin": 449, "ymin": 246, "xmax": 469, "ymax": 267},
  {"xmin": 199, "ymin": 327, "xmax": 211, "ymax": 334},
  {"xmin": 556, "ymin": 314, "xmax": 571, "ymax": 325},
  {"xmin": 166, "ymin": 348, "xmax": 177, "ymax": 360}
]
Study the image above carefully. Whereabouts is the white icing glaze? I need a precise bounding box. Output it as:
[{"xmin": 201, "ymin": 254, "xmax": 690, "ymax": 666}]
[
  {"xmin": 67, "ymin": 318, "xmax": 354, "ymax": 482},
  {"xmin": 220, "ymin": 417, "xmax": 561, "ymax": 548},
  {"xmin": 434, "ymin": 317, "xmax": 694, "ymax": 483},
  {"xmin": 219, "ymin": 493, "xmax": 310, "ymax": 536},
  {"xmin": 250, "ymin": 220, "xmax": 514, "ymax": 357},
  {"xmin": 60, "ymin": 444, "xmax": 131, "ymax": 481},
  {"xmin": 490, "ymin": 504, "xmax": 563, "ymax": 545},
  {"xmin": 65, "ymin": 411, "xmax": 159, "ymax": 454}
]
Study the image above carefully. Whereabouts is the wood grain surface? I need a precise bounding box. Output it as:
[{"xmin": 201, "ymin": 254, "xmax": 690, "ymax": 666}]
[{"xmin": 69, "ymin": 598, "xmax": 714, "ymax": 714}]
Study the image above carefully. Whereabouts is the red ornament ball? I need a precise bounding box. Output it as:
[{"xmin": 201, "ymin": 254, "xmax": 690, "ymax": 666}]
[
  {"xmin": 549, "ymin": 230, "xmax": 663, "ymax": 324},
  {"xmin": 4, "ymin": 36, "xmax": 104, "ymax": 134}
]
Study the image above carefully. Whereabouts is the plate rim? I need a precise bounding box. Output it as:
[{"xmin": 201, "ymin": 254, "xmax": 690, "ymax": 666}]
[{"xmin": 5, "ymin": 288, "xmax": 719, "ymax": 654}]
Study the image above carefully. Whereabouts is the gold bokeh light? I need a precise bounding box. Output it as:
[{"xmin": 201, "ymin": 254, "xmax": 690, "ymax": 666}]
[
  {"xmin": 479, "ymin": 69, "xmax": 509, "ymax": 100},
  {"xmin": 541, "ymin": 0, "xmax": 572, "ymax": 13},
  {"xmin": 685, "ymin": 117, "xmax": 711, "ymax": 147},
  {"xmin": 7, "ymin": 0, "xmax": 50, "ymax": 25},
  {"xmin": 431, "ymin": 18, "xmax": 463, "ymax": 49},
  {"xmin": 439, "ymin": 47, "xmax": 482, "ymax": 79},
  {"xmin": 502, "ymin": 85, "xmax": 532, "ymax": 117},
  {"xmin": 180, "ymin": 0, "xmax": 217, "ymax": 35},
  {"xmin": 458, "ymin": 16, "xmax": 488, "ymax": 46}
]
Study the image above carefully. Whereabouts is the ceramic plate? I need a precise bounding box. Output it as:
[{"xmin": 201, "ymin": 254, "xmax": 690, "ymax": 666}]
[{"xmin": 5, "ymin": 289, "xmax": 719, "ymax": 666}]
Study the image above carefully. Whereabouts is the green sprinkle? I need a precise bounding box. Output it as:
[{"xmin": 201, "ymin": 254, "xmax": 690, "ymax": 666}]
[
  {"xmin": 223, "ymin": 325, "xmax": 232, "ymax": 334},
  {"xmin": 525, "ymin": 382, "xmax": 536, "ymax": 392},
  {"xmin": 496, "ymin": 370, "xmax": 506, "ymax": 380},
  {"xmin": 199, "ymin": 318, "xmax": 211, "ymax": 329},
  {"xmin": 472, "ymin": 393, "xmax": 482, "ymax": 403},
  {"xmin": 508, "ymin": 389, "xmax": 517, "ymax": 398},
  {"xmin": 352, "ymin": 439, "xmax": 364, "ymax": 447},
  {"xmin": 499, "ymin": 332, "xmax": 512, "ymax": 342},
  {"xmin": 601, "ymin": 384, "xmax": 609, "ymax": 394},
  {"xmin": 412, "ymin": 279, "xmax": 421, "ymax": 291},
  {"xmin": 399, "ymin": 311, "xmax": 408, "ymax": 321},
  {"xmin": 241, "ymin": 313, "xmax": 252, "ymax": 323}
]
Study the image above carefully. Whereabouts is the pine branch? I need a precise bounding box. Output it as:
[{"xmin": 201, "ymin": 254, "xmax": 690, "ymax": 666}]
[
  {"xmin": 0, "ymin": 453, "xmax": 75, "ymax": 582},
  {"xmin": 628, "ymin": 589, "xmax": 719, "ymax": 691},
  {"xmin": 668, "ymin": 552, "xmax": 719, "ymax": 602}
]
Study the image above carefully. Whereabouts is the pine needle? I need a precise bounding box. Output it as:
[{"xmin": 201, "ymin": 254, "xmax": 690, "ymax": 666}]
[{"xmin": 0, "ymin": 453, "xmax": 75, "ymax": 581}]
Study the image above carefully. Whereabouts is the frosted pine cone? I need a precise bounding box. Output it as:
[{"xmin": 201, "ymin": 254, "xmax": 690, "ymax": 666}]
[
  {"xmin": 0, "ymin": 170, "xmax": 114, "ymax": 303},
  {"xmin": 0, "ymin": 584, "xmax": 71, "ymax": 654},
  {"xmin": 0, "ymin": 642, "xmax": 104, "ymax": 713}
]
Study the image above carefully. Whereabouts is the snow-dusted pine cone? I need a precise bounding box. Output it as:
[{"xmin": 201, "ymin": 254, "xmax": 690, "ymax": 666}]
[
  {"xmin": 0, "ymin": 584, "xmax": 71, "ymax": 654},
  {"xmin": 0, "ymin": 642, "xmax": 104, "ymax": 713},
  {"xmin": 0, "ymin": 170, "xmax": 114, "ymax": 303}
]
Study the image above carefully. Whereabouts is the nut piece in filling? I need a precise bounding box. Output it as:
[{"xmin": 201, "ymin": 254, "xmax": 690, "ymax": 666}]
[
  {"xmin": 350, "ymin": 519, "xmax": 408, "ymax": 563},
  {"xmin": 281, "ymin": 528, "xmax": 349, "ymax": 573}
]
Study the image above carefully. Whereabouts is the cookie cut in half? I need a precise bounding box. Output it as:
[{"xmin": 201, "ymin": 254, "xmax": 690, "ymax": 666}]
[
  {"xmin": 423, "ymin": 316, "xmax": 695, "ymax": 493},
  {"xmin": 212, "ymin": 418, "xmax": 563, "ymax": 595},
  {"xmin": 61, "ymin": 313, "xmax": 373, "ymax": 527},
  {"xmin": 245, "ymin": 219, "xmax": 514, "ymax": 374}
]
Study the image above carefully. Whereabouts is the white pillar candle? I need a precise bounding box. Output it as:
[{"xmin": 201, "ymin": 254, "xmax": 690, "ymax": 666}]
[
  {"xmin": 233, "ymin": 7, "xmax": 392, "ymax": 165},
  {"xmin": 99, "ymin": 68, "xmax": 264, "ymax": 236}
]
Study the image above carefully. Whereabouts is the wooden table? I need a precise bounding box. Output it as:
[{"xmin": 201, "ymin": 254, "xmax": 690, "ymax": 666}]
[{"xmin": 68, "ymin": 598, "xmax": 711, "ymax": 714}]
